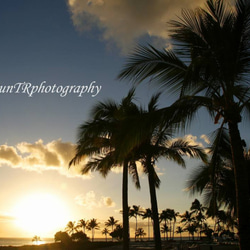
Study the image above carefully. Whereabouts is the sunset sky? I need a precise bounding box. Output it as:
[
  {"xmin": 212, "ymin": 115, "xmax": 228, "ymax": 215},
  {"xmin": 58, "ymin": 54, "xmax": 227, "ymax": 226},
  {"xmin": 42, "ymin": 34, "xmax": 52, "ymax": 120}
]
[{"xmin": 0, "ymin": 0, "xmax": 249, "ymax": 239}]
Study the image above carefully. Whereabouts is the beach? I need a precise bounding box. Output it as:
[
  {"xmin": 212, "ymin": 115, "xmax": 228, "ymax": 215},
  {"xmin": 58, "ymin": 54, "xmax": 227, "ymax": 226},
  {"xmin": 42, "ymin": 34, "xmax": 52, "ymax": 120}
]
[{"xmin": 0, "ymin": 241, "xmax": 240, "ymax": 250}]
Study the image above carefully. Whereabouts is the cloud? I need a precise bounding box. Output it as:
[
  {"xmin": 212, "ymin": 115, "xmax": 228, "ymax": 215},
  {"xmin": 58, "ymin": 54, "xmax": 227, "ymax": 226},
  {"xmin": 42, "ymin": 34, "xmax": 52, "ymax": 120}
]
[
  {"xmin": 102, "ymin": 196, "xmax": 115, "ymax": 207},
  {"xmin": 0, "ymin": 213, "xmax": 16, "ymax": 222},
  {"xmin": 75, "ymin": 191, "xmax": 116, "ymax": 209},
  {"xmin": 182, "ymin": 134, "xmax": 204, "ymax": 148},
  {"xmin": 67, "ymin": 0, "xmax": 204, "ymax": 53},
  {"xmin": 200, "ymin": 134, "xmax": 210, "ymax": 144},
  {"xmin": 0, "ymin": 139, "xmax": 89, "ymax": 178}
]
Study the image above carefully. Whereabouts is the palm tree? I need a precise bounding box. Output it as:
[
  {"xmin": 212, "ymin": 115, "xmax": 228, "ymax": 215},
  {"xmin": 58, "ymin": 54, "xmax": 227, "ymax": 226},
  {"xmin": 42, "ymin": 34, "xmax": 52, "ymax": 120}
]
[
  {"xmin": 32, "ymin": 235, "xmax": 41, "ymax": 244},
  {"xmin": 180, "ymin": 210, "xmax": 195, "ymax": 240},
  {"xmin": 186, "ymin": 224, "xmax": 197, "ymax": 241},
  {"xmin": 172, "ymin": 210, "xmax": 178, "ymax": 240},
  {"xmin": 65, "ymin": 221, "xmax": 78, "ymax": 236},
  {"xmin": 105, "ymin": 216, "xmax": 119, "ymax": 233},
  {"xmin": 160, "ymin": 209, "xmax": 170, "ymax": 240},
  {"xmin": 160, "ymin": 209, "xmax": 176, "ymax": 240},
  {"xmin": 70, "ymin": 90, "xmax": 206, "ymax": 250},
  {"xmin": 135, "ymin": 228, "xmax": 146, "ymax": 240},
  {"xmin": 190, "ymin": 199, "xmax": 206, "ymax": 239},
  {"xmin": 186, "ymin": 128, "xmax": 236, "ymax": 216},
  {"xmin": 160, "ymin": 224, "xmax": 169, "ymax": 241},
  {"xmin": 127, "ymin": 94, "xmax": 207, "ymax": 249},
  {"xmin": 142, "ymin": 208, "xmax": 152, "ymax": 240},
  {"xmin": 69, "ymin": 89, "xmax": 141, "ymax": 250},
  {"xmin": 87, "ymin": 218, "xmax": 100, "ymax": 242},
  {"xmin": 78, "ymin": 219, "xmax": 88, "ymax": 234},
  {"xmin": 129, "ymin": 205, "xmax": 142, "ymax": 240},
  {"xmin": 102, "ymin": 228, "xmax": 110, "ymax": 242},
  {"xmin": 105, "ymin": 216, "xmax": 118, "ymax": 241},
  {"xmin": 176, "ymin": 226, "xmax": 184, "ymax": 241},
  {"xmin": 118, "ymin": 1, "xmax": 250, "ymax": 249}
]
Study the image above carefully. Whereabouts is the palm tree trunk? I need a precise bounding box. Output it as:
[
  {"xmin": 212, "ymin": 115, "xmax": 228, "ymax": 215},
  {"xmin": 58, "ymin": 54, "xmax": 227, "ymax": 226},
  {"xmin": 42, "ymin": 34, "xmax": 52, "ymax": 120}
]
[
  {"xmin": 228, "ymin": 121, "xmax": 250, "ymax": 250},
  {"xmin": 122, "ymin": 161, "xmax": 129, "ymax": 250},
  {"xmin": 169, "ymin": 221, "xmax": 172, "ymax": 239},
  {"xmin": 147, "ymin": 162, "xmax": 162, "ymax": 250},
  {"xmin": 172, "ymin": 221, "xmax": 175, "ymax": 240},
  {"xmin": 148, "ymin": 217, "xmax": 150, "ymax": 240}
]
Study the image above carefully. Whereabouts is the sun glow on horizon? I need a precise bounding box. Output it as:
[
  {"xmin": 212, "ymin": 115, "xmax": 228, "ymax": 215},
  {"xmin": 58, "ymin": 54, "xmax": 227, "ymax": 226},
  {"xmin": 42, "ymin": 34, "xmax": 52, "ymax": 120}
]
[{"xmin": 12, "ymin": 193, "xmax": 71, "ymax": 236}]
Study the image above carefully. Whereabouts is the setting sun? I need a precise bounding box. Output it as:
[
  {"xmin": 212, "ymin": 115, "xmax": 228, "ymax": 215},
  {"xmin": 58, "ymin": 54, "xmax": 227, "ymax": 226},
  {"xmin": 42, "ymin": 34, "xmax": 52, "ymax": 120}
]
[{"xmin": 13, "ymin": 193, "xmax": 70, "ymax": 236}]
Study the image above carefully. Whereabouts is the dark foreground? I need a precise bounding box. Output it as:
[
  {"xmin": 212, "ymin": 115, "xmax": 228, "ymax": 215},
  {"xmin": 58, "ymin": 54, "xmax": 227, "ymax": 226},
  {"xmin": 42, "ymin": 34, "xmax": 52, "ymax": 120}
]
[
  {"xmin": 0, "ymin": 242, "xmax": 121, "ymax": 250},
  {"xmin": 0, "ymin": 241, "xmax": 240, "ymax": 250}
]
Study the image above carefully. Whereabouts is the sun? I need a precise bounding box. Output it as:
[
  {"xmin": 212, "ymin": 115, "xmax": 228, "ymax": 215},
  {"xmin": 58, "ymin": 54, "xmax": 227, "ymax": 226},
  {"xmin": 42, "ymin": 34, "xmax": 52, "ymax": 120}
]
[{"xmin": 13, "ymin": 193, "xmax": 71, "ymax": 236}]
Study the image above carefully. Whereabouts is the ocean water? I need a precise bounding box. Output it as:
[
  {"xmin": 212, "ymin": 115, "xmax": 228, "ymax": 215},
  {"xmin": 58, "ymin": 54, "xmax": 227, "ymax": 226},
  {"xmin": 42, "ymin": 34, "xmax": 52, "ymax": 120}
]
[
  {"xmin": 0, "ymin": 238, "xmax": 54, "ymax": 247},
  {"xmin": 0, "ymin": 237, "xmax": 191, "ymax": 246}
]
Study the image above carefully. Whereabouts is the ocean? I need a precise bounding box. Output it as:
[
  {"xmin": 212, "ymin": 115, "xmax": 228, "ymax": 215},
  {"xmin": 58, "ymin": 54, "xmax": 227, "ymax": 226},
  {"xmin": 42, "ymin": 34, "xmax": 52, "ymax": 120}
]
[
  {"xmin": 0, "ymin": 237, "xmax": 191, "ymax": 246},
  {"xmin": 0, "ymin": 238, "xmax": 54, "ymax": 247}
]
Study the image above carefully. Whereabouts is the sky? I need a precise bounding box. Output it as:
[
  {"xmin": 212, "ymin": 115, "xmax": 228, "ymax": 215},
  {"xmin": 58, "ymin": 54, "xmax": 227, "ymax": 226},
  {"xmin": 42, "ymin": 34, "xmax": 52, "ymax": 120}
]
[{"xmin": 0, "ymin": 0, "xmax": 249, "ymax": 240}]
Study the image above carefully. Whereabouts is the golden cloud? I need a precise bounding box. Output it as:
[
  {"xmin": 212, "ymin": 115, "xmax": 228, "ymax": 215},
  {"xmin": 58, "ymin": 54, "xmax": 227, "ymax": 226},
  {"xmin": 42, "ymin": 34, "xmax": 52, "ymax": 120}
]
[
  {"xmin": 67, "ymin": 0, "xmax": 204, "ymax": 53},
  {"xmin": 75, "ymin": 191, "xmax": 116, "ymax": 209},
  {"xmin": 0, "ymin": 139, "xmax": 88, "ymax": 178}
]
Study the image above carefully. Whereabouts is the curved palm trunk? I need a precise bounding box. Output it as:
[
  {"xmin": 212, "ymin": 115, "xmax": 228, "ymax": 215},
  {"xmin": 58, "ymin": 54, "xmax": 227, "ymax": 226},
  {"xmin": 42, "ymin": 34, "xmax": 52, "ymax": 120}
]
[
  {"xmin": 228, "ymin": 121, "xmax": 250, "ymax": 250},
  {"xmin": 122, "ymin": 161, "xmax": 130, "ymax": 250},
  {"xmin": 147, "ymin": 162, "xmax": 162, "ymax": 250}
]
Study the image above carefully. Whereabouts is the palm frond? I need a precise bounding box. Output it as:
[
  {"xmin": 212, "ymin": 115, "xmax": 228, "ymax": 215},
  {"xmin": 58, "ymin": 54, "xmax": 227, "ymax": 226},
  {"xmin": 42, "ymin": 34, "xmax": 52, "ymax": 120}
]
[{"xmin": 118, "ymin": 44, "xmax": 188, "ymax": 95}]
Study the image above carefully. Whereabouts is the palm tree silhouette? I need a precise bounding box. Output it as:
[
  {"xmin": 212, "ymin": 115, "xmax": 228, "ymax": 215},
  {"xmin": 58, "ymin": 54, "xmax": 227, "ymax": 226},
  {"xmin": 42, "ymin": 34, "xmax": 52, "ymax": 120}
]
[
  {"xmin": 102, "ymin": 228, "xmax": 110, "ymax": 242},
  {"xmin": 118, "ymin": 1, "xmax": 250, "ymax": 248},
  {"xmin": 69, "ymin": 89, "xmax": 141, "ymax": 250},
  {"xmin": 190, "ymin": 199, "xmax": 206, "ymax": 239},
  {"xmin": 126, "ymin": 94, "xmax": 207, "ymax": 249},
  {"xmin": 65, "ymin": 221, "xmax": 78, "ymax": 236},
  {"xmin": 78, "ymin": 219, "xmax": 88, "ymax": 234},
  {"xmin": 135, "ymin": 228, "xmax": 146, "ymax": 240},
  {"xmin": 142, "ymin": 208, "xmax": 152, "ymax": 240},
  {"xmin": 105, "ymin": 216, "xmax": 119, "ymax": 233},
  {"xmin": 87, "ymin": 218, "xmax": 100, "ymax": 242},
  {"xmin": 186, "ymin": 224, "xmax": 197, "ymax": 241},
  {"xmin": 180, "ymin": 211, "xmax": 195, "ymax": 240},
  {"xmin": 160, "ymin": 224, "xmax": 169, "ymax": 241},
  {"xmin": 32, "ymin": 235, "xmax": 41, "ymax": 244},
  {"xmin": 176, "ymin": 226, "xmax": 184, "ymax": 241},
  {"xmin": 105, "ymin": 216, "xmax": 118, "ymax": 241},
  {"xmin": 129, "ymin": 205, "xmax": 142, "ymax": 240},
  {"xmin": 160, "ymin": 210, "xmax": 169, "ymax": 240}
]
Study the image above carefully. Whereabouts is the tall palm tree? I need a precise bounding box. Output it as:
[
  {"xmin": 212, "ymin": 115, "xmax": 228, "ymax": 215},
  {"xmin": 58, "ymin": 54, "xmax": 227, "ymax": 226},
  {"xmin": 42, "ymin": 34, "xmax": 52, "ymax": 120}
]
[
  {"xmin": 160, "ymin": 224, "xmax": 169, "ymax": 241},
  {"xmin": 129, "ymin": 205, "xmax": 142, "ymax": 240},
  {"xmin": 172, "ymin": 210, "xmax": 178, "ymax": 240},
  {"xmin": 70, "ymin": 90, "xmax": 206, "ymax": 250},
  {"xmin": 186, "ymin": 224, "xmax": 197, "ymax": 241},
  {"xmin": 142, "ymin": 208, "xmax": 152, "ymax": 240},
  {"xmin": 69, "ymin": 89, "xmax": 141, "ymax": 250},
  {"xmin": 186, "ymin": 127, "xmax": 236, "ymax": 215},
  {"xmin": 87, "ymin": 218, "xmax": 100, "ymax": 242},
  {"xmin": 118, "ymin": 1, "xmax": 250, "ymax": 249},
  {"xmin": 135, "ymin": 228, "xmax": 146, "ymax": 240},
  {"xmin": 160, "ymin": 208, "xmax": 176, "ymax": 240},
  {"xmin": 65, "ymin": 221, "xmax": 78, "ymax": 236},
  {"xmin": 180, "ymin": 210, "xmax": 195, "ymax": 238},
  {"xmin": 190, "ymin": 199, "xmax": 206, "ymax": 239},
  {"xmin": 159, "ymin": 209, "xmax": 170, "ymax": 240},
  {"xmin": 102, "ymin": 228, "xmax": 110, "ymax": 242},
  {"xmin": 105, "ymin": 216, "xmax": 119, "ymax": 241},
  {"xmin": 78, "ymin": 219, "xmax": 88, "ymax": 234},
  {"xmin": 176, "ymin": 226, "xmax": 184, "ymax": 241},
  {"xmin": 127, "ymin": 95, "xmax": 207, "ymax": 250},
  {"xmin": 105, "ymin": 216, "xmax": 119, "ymax": 233}
]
